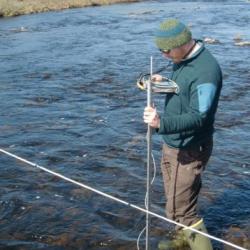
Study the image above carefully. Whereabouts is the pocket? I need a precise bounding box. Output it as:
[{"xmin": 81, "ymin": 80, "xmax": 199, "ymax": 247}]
[
  {"xmin": 178, "ymin": 144, "xmax": 212, "ymax": 176},
  {"xmin": 186, "ymin": 139, "xmax": 213, "ymax": 163}
]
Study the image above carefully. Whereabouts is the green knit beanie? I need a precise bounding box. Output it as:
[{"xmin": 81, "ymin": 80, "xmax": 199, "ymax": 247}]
[{"xmin": 155, "ymin": 19, "xmax": 192, "ymax": 51}]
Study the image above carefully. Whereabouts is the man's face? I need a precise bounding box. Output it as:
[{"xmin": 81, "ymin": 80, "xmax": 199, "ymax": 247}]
[{"xmin": 162, "ymin": 46, "xmax": 186, "ymax": 63}]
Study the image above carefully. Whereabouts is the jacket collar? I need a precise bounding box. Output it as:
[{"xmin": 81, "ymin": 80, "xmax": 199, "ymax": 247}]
[{"xmin": 178, "ymin": 39, "xmax": 204, "ymax": 64}]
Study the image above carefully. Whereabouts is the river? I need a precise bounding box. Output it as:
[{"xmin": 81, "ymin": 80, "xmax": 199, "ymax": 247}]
[{"xmin": 0, "ymin": 0, "xmax": 249, "ymax": 249}]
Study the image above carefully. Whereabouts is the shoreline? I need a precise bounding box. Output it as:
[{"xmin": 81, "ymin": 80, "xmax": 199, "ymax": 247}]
[{"xmin": 0, "ymin": 0, "xmax": 140, "ymax": 18}]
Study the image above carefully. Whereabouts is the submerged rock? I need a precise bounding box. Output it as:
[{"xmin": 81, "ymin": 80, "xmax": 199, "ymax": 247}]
[
  {"xmin": 233, "ymin": 34, "xmax": 250, "ymax": 46},
  {"xmin": 234, "ymin": 41, "xmax": 250, "ymax": 46},
  {"xmin": 11, "ymin": 26, "xmax": 28, "ymax": 32},
  {"xmin": 223, "ymin": 226, "xmax": 250, "ymax": 250},
  {"xmin": 203, "ymin": 37, "xmax": 221, "ymax": 44},
  {"xmin": 233, "ymin": 34, "xmax": 243, "ymax": 43}
]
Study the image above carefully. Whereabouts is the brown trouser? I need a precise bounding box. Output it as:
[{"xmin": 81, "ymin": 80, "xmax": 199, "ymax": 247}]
[{"xmin": 161, "ymin": 139, "xmax": 213, "ymax": 230}]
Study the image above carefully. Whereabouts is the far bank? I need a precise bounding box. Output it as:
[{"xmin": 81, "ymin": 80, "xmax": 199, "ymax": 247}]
[{"xmin": 0, "ymin": 0, "xmax": 140, "ymax": 17}]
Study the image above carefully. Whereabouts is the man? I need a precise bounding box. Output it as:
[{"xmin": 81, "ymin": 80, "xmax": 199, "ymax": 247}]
[{"xmin": 143, "ymin": 19, "xmax": 222, "ymax": 250}]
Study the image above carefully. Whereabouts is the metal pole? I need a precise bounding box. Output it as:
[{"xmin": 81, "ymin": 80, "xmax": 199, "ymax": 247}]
[{"xmin": 146, "ymin": 56, "xmax": 153, "ymax": 250}]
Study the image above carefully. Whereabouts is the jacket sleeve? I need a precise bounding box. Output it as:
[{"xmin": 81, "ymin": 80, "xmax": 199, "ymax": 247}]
[{"xmin": 158, "ymin": 81, "xmax": 219, "ymax": 134}]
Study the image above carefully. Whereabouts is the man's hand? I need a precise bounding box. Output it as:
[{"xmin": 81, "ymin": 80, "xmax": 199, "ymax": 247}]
[
  {"xmin": 151, "ymin": 74, "xmax": 163, "ymax": 82},
  {"xmin": 143, "ymin": 106, "xmax": 160, "ymax": 128}
]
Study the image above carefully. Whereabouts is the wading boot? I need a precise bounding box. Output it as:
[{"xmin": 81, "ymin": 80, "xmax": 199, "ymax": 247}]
[
  {"xmin": 183, "ymin": 219, "xmax": 213, "ymax": 250},
  {"xmin": 158, "ymin": 230, "xmax": 189, "ymax": 250}
]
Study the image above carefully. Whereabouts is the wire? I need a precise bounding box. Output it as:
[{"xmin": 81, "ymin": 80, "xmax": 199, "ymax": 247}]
[
  {"xmin": 137, "ymin": 226, "xmax": 146, "ymax": 250},
  {"xmin": 137, "ymin": 152, "xmax": 157, "ymax": 250},
  {"xmin": 0, "ymin": 148, "xmax": 248, "ymax": 250},
  {"xmin": 137, "ymin": 61, "xmax": 172, "ymax": 88}
]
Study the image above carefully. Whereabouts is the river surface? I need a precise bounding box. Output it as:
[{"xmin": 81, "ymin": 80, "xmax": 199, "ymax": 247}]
[{"xmin": 0, "ymin": 1, "xmax": 249, "ymax": 249}]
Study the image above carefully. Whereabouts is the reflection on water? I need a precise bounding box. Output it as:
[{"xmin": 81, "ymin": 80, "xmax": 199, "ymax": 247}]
[{"xmin": 0, "ymin": 1, "xmax": 249, "ymax": 249}]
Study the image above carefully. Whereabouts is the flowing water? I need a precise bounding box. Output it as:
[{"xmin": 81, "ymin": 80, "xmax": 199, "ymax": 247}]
[{"xmin": 0, "ymin": 0, "xmax": 249, "ymax": 249}]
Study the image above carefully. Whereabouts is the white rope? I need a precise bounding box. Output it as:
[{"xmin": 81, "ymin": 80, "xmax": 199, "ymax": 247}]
[{"xmin": 0, "ymin": 148, "xmax": 248, "ymax": 250}]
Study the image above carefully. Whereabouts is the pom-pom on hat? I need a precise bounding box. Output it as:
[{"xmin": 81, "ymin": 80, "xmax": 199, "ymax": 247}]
[{"xmin": 155, "ymin": 19, "xmax": 192, "ymax": 51}]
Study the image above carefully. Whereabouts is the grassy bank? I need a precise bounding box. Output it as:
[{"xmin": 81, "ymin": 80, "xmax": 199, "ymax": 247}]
[{"xmin": 0, "ymin": 0, "xmax": 139, "ymax": 17}]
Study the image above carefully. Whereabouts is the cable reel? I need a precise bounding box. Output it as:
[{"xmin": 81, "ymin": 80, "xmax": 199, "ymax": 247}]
[{"xmin": 136, "ymin": 73, "xmax": 179, "ymax": 94}]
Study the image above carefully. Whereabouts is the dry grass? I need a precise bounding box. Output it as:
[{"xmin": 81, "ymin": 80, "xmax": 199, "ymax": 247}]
[{"xmin": 0, "ymin": 0, "xmax": 139, "ymax": 17}]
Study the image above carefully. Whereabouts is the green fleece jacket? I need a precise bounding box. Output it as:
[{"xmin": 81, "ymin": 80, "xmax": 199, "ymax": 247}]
[{"xmin": 158, "ymin": 40, "xmax": 222, "ymax": 148}]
